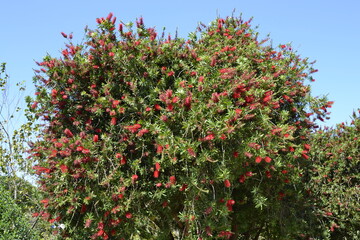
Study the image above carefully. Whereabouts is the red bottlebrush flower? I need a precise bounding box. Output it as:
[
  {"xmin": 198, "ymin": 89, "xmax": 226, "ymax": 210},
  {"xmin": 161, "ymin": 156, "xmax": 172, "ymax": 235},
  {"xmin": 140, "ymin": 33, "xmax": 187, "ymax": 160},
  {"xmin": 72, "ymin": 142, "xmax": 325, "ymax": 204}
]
[
  {"xmin": 64, "ymin": 128, "xmax": 74, "ymax": 138},
  {"xmin": 132, "ymin": 174, "xmax": 138, "ymax": 183},
  {"xmin": 125, "ymin": 212, "xmax": 132, "ymax": 219},
  {"xmin": 289, "ymin": 146, "xmax": 295, "ymax": 152},
  {"xmin": 220, "ymin": 134, "xmax": 227, "ymax": 140},
  {"xmin": 255, "ymin": 156, "xmax": 262, "ymax": 163},
  {"xmin": 301, "ymin": 153, "xmax": 310, "ymax": 160},
  {"xmin": 264, "ymin": 156, "xmax": 272, "ymax": 163},
  {"xmin": 156, "ymin": 144, "xmax": 163, "ymax": 154},
  {"xmin": 271, "ymin": 128, "xmax": 282, "ymax": 135},
  {"xmin": 210, "ymin": 56, "xmax": 217, "ymax": 66},
  {"xmin": 61, "ymin": 32, "xmax": 67, "ymax": 38},
  {"xmin": 120, "ymin": 156, "xmax": 126, "ymax": 165},
  {"xmin": 184, "ymin": 96, "xmax": 192, "ymax": 109},
  {"xmin": 198, "ymin": 76, "xmax": 204, "ymax": 83},
  {"xmin": 244, "ymin": 152, "xmax": 253, "ymax": 158},
  {"xmin": 106, "ymin": 12, "xmax": 113, "ymax": 21},
  {"xmin": 187, "ymin": 148, "xmax": 196, "ymax": 157},
  {"xmin": 179, "ymin": 184, "xmax": 188, "ymax": 191},
  {"xmin": 153, "ymin": 170, "xmax": 159, "ymax": 178},
  {"xmin": 167, "ymin": 71, "xmax": 175, "ymax": 77},
  {"xmin": 31, "ymin": 101, "xmax": 38, "ymax": 109},
  {"xmin": 124, "ymin": 124, "xmax": 141, "ymax": 133},
  {"xmin": 155, "ymin": 162, "xmax": 161, "ymax": 171},
  {"xmin": 204, "ymin": 134, "xmax": 215, "ymax": 141},
  {"xmin": 84, "ymin": 219, "xmax": 92, "ymax": 228},
  {"xmin": 81, "ymin": 204, "xmax": 87, "ymax": 213},
  {"xmin": 304, "ymin": 144, "xmax": 311, "ymax": 151},
  {"xmin": 169, "ymin": 175, "xmax": 176, "ymax": 184},
  {"xmin": 54, "ymin": 142, "xmax": 63, "ymax": 148},
  {"xmin": 248, "ymin": 142, "xmax": 261, "ymax": 150},
  {"xmin": 224, "ymin": 179, "xmax": 231, "ymax": 188},
  {"xmin": 211, "ymin": 92, "xmax": 220, "ymax": 103},
  {"xmin": 233, "ymin": 151, "xmax": 239, "ymax": 158},
  {"xmin": 166, "ymin": 104, "xmax": 173, "ymax": 111},
  {"xmin": 110, "ymin": 117, "xmax": 117, "ymax": 126},
  {"xmin": 154, "ymin": 104, "xmax": 162, "ymax": 111},
  {"xmin": 239, "ymin": 175, "xmax": 246, "ymax": 183},
  {"xmin": 226, "ymin": 199, "xmax": 235, "ymax": 211},
  {"xmin": 245, "ymin": 171, "xmax": 253, "ymax": 177},
  {"xmin": 263, "ymin": 94, "xmax": 272, "ymax": 103},
  {"xmin": 60, "ymin": 165, "xmax": 68, "ymax": 173},
  {"xmin": 235, "ymin": 108, "xmax": 242, "ymax": 115},
  {"xmin": 137, "ymin": 128, "xmax": 149, "ymax": 137},
  {"xmin": 93, "ymin": 135, "xmax": 99, "ymax": 142},
  {"xmin": 108, "ymin": 52, "xmax": 115, "ymax": 57}
]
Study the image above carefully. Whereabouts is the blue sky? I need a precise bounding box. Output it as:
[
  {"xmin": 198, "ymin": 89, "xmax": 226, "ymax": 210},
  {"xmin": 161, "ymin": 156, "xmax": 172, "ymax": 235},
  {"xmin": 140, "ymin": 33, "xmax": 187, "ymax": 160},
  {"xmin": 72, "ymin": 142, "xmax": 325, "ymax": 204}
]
[{"xmin": 1, "ymin": 0, "xmax": 359, "ymax": 127}]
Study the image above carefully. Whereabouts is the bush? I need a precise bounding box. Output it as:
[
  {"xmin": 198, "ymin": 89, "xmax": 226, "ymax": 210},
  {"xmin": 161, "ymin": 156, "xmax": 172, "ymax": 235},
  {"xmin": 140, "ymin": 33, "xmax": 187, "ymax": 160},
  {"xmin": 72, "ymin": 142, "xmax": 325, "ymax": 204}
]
[
  {"xmin": 29, "ymin": 14, "xmax": 331, "ymax": 239},
  {"xmin": 0, "ymin": 179, "xmax": 35, "ymax": 239},
  {"xmin": 307, "ymin": 110, "xmax": 360, "ymax": 239}
]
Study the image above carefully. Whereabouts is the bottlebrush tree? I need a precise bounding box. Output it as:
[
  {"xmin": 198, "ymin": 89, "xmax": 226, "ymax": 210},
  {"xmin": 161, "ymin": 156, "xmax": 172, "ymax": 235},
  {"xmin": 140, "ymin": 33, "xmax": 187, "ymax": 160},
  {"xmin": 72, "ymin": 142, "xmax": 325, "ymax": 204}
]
[
  {"xmin": 306, "ymin": 110, "xmax": 360, "ymax": 239},
  {"xmin": 29, "ymin": 13, "xmax": 331, "ymax": 239}
]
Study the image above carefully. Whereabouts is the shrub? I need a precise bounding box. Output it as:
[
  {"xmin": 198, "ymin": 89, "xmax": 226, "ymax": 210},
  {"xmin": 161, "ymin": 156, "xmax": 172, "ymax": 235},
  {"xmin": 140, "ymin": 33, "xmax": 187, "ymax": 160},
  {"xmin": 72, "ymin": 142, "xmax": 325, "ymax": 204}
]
[
  {"xmin": 29, "ymin": 14, "xmax": 330, "ymax": 239},
  {"xmin": 0, "ymin": 179, "xmax": 36, "ymax": 239},
  {"xmin": 307, "ymin": 110, "xmax": 360, "ymax": 239}
]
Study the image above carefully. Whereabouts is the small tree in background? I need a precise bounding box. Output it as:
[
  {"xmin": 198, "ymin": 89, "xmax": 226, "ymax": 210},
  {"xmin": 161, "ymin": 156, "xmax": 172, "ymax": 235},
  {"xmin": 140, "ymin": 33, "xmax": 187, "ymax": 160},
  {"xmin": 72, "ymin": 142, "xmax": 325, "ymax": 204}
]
[
  {"xmin": 29, "ymin": 14, "xmax": 331, "ymax": 239},
  {"xmin": 0, "ymin": 63, "xmax": 53, "ymax": 239},
  {"xmin": 307, "ymin": 110, "xmax": 360, "ymax": 239}
]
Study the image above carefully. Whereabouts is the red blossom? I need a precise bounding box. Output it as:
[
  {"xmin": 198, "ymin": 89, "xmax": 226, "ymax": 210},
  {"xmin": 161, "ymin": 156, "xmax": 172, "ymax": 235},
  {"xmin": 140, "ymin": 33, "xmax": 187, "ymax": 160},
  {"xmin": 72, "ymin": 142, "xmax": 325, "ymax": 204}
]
[
  {"xmin": 187, "ymin": 148, "xmax": 196, "ymax": 157},
  {"xmin": 137, "ymin": 128, "xmax": 149, "ymax": 137},
  {"xmin": 156, "ymin": 144, "xmax": 163, "ymax": 154},
  {"xmin": 110, "ymin": 117, "xmax": 117, "ymax": 126},
  {"xmin": 224, "ymin": 179, "xmax": 231, "ymax": 188},
  {"xmin": 64, "ymin": 128, "xmax": 74, "ymax": 138},
  {"xmin": 169, "ymin": 175, "xmax": 176, "ymax": 184},
  {"xmin": 226, "ymin": 199, "xmax": 235, "ymax": 211},
  {"xmin": 239, "ymin": 175, "xmax": 246, "ymax": 183},
  {"xmin": 264, "ymin": 156, "xmax": 272, "ymax": 163},
  {"xmin": 124, "ymin": 124, "xmax": 141, "ymax": 133},
  {"xmin": 204, "ymin": 134, "xmax": 215, "ymax": 141},
  {"xmin": 132, "ymin": 174, "xmax": 138, "ymax": 183},
  {"xmin": 93, "ymin": 135, "xmax": 99, "ymax": 142},
  {"xmin": 255, "ymin": 156, "xmax": 262, "ymax": 163},
  {"xmin": 60, "ymin": 165, "xmax": 68, "ymax": 173},
  {"xmin": 301, "ymin": 153, "xmax": 310, "ymax": 160}
]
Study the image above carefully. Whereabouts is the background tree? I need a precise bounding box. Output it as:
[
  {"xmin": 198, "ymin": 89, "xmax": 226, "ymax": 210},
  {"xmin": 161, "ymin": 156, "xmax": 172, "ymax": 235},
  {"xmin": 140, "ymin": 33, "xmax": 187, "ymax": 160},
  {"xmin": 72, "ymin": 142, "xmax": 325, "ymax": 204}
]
[
  {"xmin": 307, "ymin": 110, "xmax": 360, "ymax": 239},
  {"xmin": 29, "ymin": 14, "xmax": 331, "ymax": 239},
  {"xmin": 0, "ymin": 62, "xmax": 53, "ymax": 239}
]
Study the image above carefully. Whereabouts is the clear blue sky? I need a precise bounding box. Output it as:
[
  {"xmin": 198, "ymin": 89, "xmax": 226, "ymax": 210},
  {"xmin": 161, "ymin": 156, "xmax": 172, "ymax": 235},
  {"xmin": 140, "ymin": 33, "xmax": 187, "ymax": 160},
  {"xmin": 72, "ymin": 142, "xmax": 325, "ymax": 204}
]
[{"xmin": 1, "ymin": 0, "xmax": 359, "ymax": 127}]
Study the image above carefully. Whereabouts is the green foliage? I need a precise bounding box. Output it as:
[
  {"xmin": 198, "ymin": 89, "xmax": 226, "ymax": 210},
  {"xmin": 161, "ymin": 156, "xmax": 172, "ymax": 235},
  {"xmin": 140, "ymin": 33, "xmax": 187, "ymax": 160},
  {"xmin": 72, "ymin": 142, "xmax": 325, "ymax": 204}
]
[
  {"xmin": 307, "ymin": 110, "xmax": 360, "ymax": 239},
  {"xmin": 0, "ymin": 179, "xmax": 36, "ymax": 239},
  {"xmin": 29, "ymin": 14, "xmax": 331, "ymax": 239},
  {"xmin": 0, "ymin": 63, "xmax": 53, "ymax": 239}
]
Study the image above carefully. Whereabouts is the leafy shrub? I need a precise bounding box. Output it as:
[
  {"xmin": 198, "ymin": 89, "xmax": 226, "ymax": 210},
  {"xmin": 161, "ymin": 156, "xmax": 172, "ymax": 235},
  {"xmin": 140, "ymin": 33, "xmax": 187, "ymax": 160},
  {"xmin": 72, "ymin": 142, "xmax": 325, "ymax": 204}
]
[
  {"xmin": 307, "ymin": 110, "xmax": 360, "ymax": 239},
  {"xmin": 29, "ymin": 14, "xmax": 331, "ymax": 239},
  {"xmin": 0, "ymin": 179, "xmax": 36, "ymax": 239}
]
